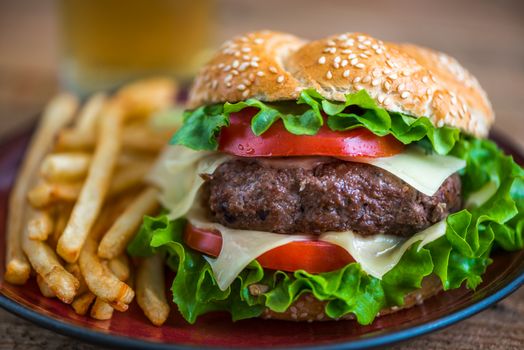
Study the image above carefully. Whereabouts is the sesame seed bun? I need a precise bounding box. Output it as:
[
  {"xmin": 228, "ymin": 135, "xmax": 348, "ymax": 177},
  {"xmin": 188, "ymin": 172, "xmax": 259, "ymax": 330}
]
[
  {"xmin": 188, "ymin": 31, "xmax": 493, "ymax": 137},
  {"xmin": 259, "ymin": 274, "xmax": 442, "ymax": 322}
]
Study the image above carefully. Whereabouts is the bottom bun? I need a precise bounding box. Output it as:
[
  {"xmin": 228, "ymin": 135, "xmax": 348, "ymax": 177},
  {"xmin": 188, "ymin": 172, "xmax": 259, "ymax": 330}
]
[{"xmin": 260, "ymin": 274, "xmax": 442, "ymax": 322}]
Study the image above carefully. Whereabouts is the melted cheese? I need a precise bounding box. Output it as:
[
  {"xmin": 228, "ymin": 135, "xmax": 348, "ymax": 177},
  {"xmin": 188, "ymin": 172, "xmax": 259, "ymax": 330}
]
[
  {"xmin": 361, "ymin": 147, "xmax": 465, "ymax": 196},
  {"xmin": 187, "ymin": 204, "xmax": 310, "ymax": 291},
  {"xmin": 465, "ymin": 181, "xmax": 497, "ymax": 209},
  {"xmin": 147, "ymin": 145, "xmax": 230, "ymax": 219},
  {"xmin": 320, "ymin": 221, "xmax": 447, "ymax": 279}
]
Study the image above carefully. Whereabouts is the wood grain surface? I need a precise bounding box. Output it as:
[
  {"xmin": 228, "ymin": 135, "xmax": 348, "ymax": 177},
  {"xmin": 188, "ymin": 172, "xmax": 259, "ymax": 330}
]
[{"xmin": 0, "ymin": 0, "xmax": 523, "ymax": 349}]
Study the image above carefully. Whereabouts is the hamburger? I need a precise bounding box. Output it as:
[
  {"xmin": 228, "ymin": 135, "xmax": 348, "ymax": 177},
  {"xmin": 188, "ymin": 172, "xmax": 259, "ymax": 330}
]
[{"xmin": 128, "ymin": 31, "xmax": 524, "ymax": 324}]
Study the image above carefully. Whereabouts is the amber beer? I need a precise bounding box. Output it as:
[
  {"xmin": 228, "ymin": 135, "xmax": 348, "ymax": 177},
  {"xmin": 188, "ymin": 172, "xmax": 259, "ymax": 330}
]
[{"xmin": 58, "ymin": 0, "xmax": 213, "ymax": 94}]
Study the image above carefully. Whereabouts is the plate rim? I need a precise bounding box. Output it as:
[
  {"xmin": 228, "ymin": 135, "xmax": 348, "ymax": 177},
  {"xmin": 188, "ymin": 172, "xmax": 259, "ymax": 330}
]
[
  {"xmin": 0, "ymin": 128, "xmax": 523, "ymax": 350},
  {"xmin": 1, "ymin": 275, "xmax": 522, "ymax": 350}
]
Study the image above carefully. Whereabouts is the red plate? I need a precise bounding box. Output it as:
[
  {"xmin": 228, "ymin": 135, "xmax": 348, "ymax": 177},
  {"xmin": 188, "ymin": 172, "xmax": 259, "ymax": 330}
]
[{"xmin": 0, "ymin": 130, "xmax": 523, "ymax": 349}]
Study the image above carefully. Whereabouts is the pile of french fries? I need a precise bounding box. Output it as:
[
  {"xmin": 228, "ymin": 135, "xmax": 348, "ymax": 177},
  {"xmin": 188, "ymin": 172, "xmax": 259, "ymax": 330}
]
[{"xmin": 4, "ymin": 78, "xmax": 177, "ymax": 326}]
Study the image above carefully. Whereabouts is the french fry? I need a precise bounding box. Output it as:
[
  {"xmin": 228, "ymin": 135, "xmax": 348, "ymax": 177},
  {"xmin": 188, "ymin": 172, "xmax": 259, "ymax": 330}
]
[
  {"xmin": 22, "ymin": 218, "xmax": 80, "ymax": 304},
  {"xmin": 36, "ymin": 274, "xmax": 55, "ymax": 298},
  {"xmin": 98, "ymin": 188, "xmax": 159, "ymax": 259},
  {"xmin": 5, "ymin": 93, "xmax": 78, "ymax": 285},
  {"xmin": 40, "ymin": 153, "xmax": 91, "ymax": 181},
  {"xmin": 117, "ymin": 77, "xmax": 177, "ymax": 119},
  {"xmin": 121, "ymin": 125, "xmax": 171, "ymax": 153},
  {"xmin": 27, "ymin": 181, "xmax": 82, "ymax": 208},
  {"xmin": 74, "ymin": 93, "xmax": 106, "ymax": 136},
  {"xmin": 49, "ymin": 204, "xmax": 72, "ymax": 249},
  {"xmin": 90, "ymin": 297, "xmax": 114, "ymax": 320},
  {"xmin": 78, "ymin": 237, "xmax": 134, "ymax": 312},
  {"xmin": 65, "ymin": 263, "xmax": 89, "ymax": 295},
  {"xmin": 27, "ymin": 161, "xmax": 150, "ymax": 208},
  {"xmin": 55, "ymin": 94, "xmax": 106, "ymax": 151},
  {"xmin": 27, "ymin": 210, "xmax": 54, "ymax": 241},
  {"xmin": 107, "ymin": 161, "xmax": 151, "ymax": 197},
  {"xmin": 108, "ymin": 255, "xmax": 131, "ymax": 282},
  {"xmin": 57, "ymin": 101, "xmax": 124, "ymax": 263},
  {"xmin": 136, "ymin": 254, "xmax": 170, "ymax": 326},
  {"xmin": 71, "ymin": 292, "xmax": 96, "ymax": 316}
]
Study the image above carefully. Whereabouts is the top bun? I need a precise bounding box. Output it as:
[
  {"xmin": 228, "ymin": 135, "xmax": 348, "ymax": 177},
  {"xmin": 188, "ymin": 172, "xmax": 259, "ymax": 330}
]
[{"xmin": 188, "ymin": 31, "xmax": 494, "ymax": 137}]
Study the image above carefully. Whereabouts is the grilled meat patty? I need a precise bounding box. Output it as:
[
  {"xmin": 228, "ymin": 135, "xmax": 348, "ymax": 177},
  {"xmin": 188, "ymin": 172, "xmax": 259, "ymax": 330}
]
[{"xmin": 202, "ymin": 158, "xmax": 461, "ymax": 237}]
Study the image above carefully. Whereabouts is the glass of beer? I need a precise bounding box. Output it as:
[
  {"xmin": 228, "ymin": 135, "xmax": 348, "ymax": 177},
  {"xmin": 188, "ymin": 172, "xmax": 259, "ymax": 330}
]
[{"xmin": 57, "ymin": 0, "xmax": 213, "ymax": 95}]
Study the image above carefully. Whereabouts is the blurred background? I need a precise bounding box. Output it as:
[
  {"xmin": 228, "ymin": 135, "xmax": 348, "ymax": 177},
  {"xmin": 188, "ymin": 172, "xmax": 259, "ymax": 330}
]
[{"xmin": 0, "ymin": 0, "xmax": 523, "ymax": 146}]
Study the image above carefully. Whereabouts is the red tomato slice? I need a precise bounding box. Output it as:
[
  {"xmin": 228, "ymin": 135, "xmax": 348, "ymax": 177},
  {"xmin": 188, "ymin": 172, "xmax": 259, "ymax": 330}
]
[
  {"xmin": 218, "ymin": 108, "xmax": 404, "ymax": 158},
  {"xmin": 184, "ymin": 223, "xmax": 355, "ymax": 274}
]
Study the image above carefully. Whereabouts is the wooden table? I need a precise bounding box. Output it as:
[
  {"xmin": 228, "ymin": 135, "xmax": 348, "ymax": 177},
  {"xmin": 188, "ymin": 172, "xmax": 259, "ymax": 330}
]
[{"xmin": 0, "ymin": 0, "xmax": 523, "ymax": 349}]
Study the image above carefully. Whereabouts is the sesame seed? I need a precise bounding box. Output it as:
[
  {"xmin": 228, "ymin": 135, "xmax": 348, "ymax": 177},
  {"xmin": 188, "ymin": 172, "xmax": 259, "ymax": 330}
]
[
  {"xmin": 341, "ymin": 49, "xmax": 352, "ymax": 54},
  {"xmin": 360, "ymin": 53, "xmax": 369, "ymax": 59},
  {"xmin": 251, "ymin": 61, "xmax": 259, "ymax": 68},
  {"xmin": 334, "ymin": 62, "xmax": 340, "ymax": 69},
  {"xmin": 341, "ymin": 59, "xmax": 348, "ymax": 67},
  {"xmin": 362, "ymin": 76, "xmax": 371, "ymax": 83},
  {"xmin": 241, "ymin": 47, "xmax": 251, "ymax": 53},
  {"xmin": 242, "ymin": 89, "xmax": 250, "ymax": 98},
  {"xmin": 223, "ymin": 65, "xmax": 231, "ymax": 72},
  {"xmin": 350, "ymin": 58, "xmax": 359, "ymax": 66},
  {"xmin": 211, "ymin": 80, "xmax": 218, "ymax": 89},
  {"xmin": 237, "ymin": 84, "xmax": 246, "ymax": 91},
  {"xmin": 378, "ymin": 95, "xmax": 385, "ymax": 103},
  {"xmin": 363, "ymin": 39, "xmax": 371, "ymax": 45},
  {"xmin": 224, "ymin": 74, "xmax": 233, "ymax": 82},
  {"xmin": 357, "ymin": 44, "xmax": 366, "ymax": 50},
  {"xmin": 242, "ymin": 78, "xmax": 251, "ymax": 86},
  {"xmin": 226, "ymin": 82, "xmax": 232, "ymax": 88},
  {"xmin": 238, "ymin": 62, "xmax": 250, "ymax": 71},
  {"xmin": 372, "ymin": 78, "xmax": 381, "ymax": 86},
  {"xmin": 401, "ymin": 91, "xmax": 410, "ymax": 99},
  {"xmin": 384, "ymin": 81, "xmax": 391, "ymax": 91},
  {"xmin": 232, "ymin": 60, "xmax": 240, "ymax": 68},
  {"xmin": 254, "ymin": 38, "xmax": 264, "ymax": 44},
  {"xmin": 326, "ymin": 71, "xmax": 333, "ymax": 79},
  {"xmin": 334, "ymin": 56, "xmax": 341, "ymax": 64},
  {"xmin": 217, "ymin": 63, "xmax": 225, "ymax": 69},
  {"xmin": 357, "ymin": 35, "xmax": 366, "ymax": 42},
  {"xmin": 348, "ymin": 53, "xmax": 357, "ymax": 59},
  {"xmin": 389, "ymin": 73, "xmax": 398, "ymax": 80},
  {"xmin": 290, "ymin": 306, "xmax": 298, "ymax": 313},
  {"xmin": 327, "ymin": 40, "xmax": 336, "ymax": 46},
  {"xmin": 343, "ymin": 70, "xmax": 350, "ymax": 77},
  {"xmin": 318, "ymin": 56, "xmax": 326, "ymax": 64},
  {"xmin": 252, "ymin": 56, "xmax": 260, "ymax": 61},
  {"xmin": 437, "ymin": 120, "xmax": 445, "ymax": 127},
  {"xmin": 248, "ymin": 73, "xmax": 255, "ymax": 81},
  {"xmin": 398, "ymin": 83, "xmax": 405, "ymax": 91},
  {"xmin": 353, "ymin": 76, "xmax": 362, "ymax": 83},
  {"xmin": 422, "ymin": 76, "xmax": 429, "ymax": 83},
  {"xmin": 300, "ymin": 312, "xmax": 308, "ymax": 318},
  {"xmin": 277, "ymin": 75, "xmax": 285, "ymax": 83},
  {"xmin": 243, "ymin": 55, "xmax": 251, "ymax": 60},
  {"xmin": 256, "ymin": 71, "xmax": 265, "ymax": 77},
  {"xmin": 356, "ymin": 63, "xmax": 365, "ymax": 69},
  {"xmin": 376, "ymin": 48, "xmax": 383, "ymax": 54},
  {"xmin": 231, "ymin": 69, "xmax": 239, "ymax": 76},
  {"xmin": 269, "ymin": 66, "xmax": 278, "ymax": 74}
]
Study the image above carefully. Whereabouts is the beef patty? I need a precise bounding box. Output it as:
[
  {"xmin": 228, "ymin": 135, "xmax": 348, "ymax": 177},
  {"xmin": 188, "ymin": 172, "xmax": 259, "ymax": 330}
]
[{"xmin": 202, "ymin": 158, "xmax": 461, "ymax": 237}]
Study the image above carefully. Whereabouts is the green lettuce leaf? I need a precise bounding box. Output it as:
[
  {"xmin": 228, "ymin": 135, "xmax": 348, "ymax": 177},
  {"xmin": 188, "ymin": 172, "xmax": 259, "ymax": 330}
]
[
  {"xmin": 129, "ymin": 135, "xmax": 524, "ymax": 324},
  {"xmin": 170, "ymin": 89, "xmax": 460, "ymax": 154}
]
